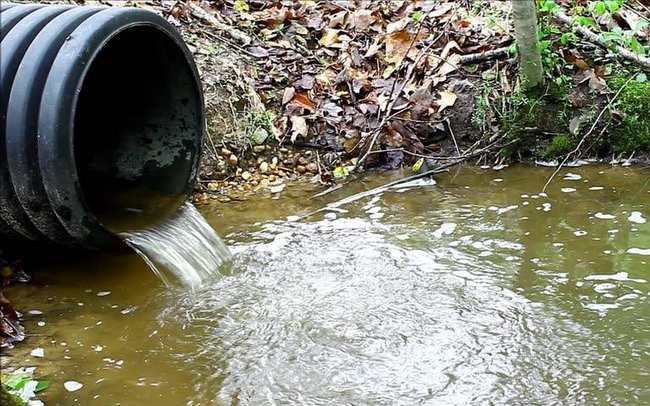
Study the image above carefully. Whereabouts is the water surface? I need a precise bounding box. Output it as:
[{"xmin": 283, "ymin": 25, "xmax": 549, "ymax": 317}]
[{"xmin": 1, "ymin": 164, "xmax": 648, "ymax": 405}]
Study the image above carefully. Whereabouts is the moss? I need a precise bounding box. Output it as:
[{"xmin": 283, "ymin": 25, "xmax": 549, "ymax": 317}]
[
  {"xmin": 545, "ymin": 135, "xmax": 574, "ymax": 157},
  {"xmin": 607, "ymin": 76, "xmax": 650, "ymax": 154},
  {"xmin": 499, "ymin": 85, "xmax": 572, "ymax": 158}
]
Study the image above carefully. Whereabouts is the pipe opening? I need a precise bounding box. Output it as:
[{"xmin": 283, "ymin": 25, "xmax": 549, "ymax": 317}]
[{"xmin": 74, "ymin": 25, "xmax": 202, "ymax": 232}]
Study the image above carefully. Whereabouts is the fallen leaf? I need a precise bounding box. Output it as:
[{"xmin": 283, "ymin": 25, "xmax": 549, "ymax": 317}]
[
  {"xmin": 319, "ymin": 28, "xmax": 341, "ymax": 47},
  {"xmin": 386, "ymin": 17, "xmax": 409, "ymax": 34},
  {"xmin": 438, "ymin": 53, "xmax": 461, "ymax": 77},
  {"xmin": 437, "ymin": 90, "xmax": 457, "ymax": 112},
  {"xmin": 282, "ymin": 87, "xmax": 296, "ymax": 105},
  {"xmin": 385, "ymin": 29, "xmax": 412, "ymax": 65},
  {"xmin": 287, "ymin": 92, "xmax": 316, "ymax": 111},
  {"xmin": 351, "ymin": 9, "xmax": 376, "ymax": 30},
  {"xmin": 290, "ymin": 116, "xmax": 309, "ymax": 142},
  {"xmin": 295, "ymin": 75, "xmax": 315, "ymax": 90},
  {"xmin": 246, "ymin": 46, "xmax": 269, "ymax": 57},
  {"xmin": 429, "ymin": 3, "xmax": 453, "ymax": 18}
]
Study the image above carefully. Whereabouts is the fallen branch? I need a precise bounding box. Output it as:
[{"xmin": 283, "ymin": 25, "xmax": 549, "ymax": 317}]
[
  {"xmin": 458, "ymin": 46, "xmax": 512, "ymax": 64},
  {"xmin": 555, "ymin": 11, "xmax": 650, "ymax": 70},
  {"xmin": 541, "ymin": 77, "xmax": 632, "ymax": 193}
]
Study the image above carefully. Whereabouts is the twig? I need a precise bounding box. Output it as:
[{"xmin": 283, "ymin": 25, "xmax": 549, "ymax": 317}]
[
  {"xmin": 555, "ymin": 11, "xmax": 650, "ymax": 70},
  {"xmin": 541, "ymin": 78, "xmax": 632, "ymax": 193},
  {"xmin": 445, "ymin": 118, "xmax": 461, "ymax": 156},
  {"xmin": 308, "ymin": 136, "xmax": 512, "ymax": 211}
]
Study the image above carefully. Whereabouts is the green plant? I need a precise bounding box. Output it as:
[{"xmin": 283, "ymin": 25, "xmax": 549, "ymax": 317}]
[
  {"xmin": 472, "ymin": 84, "xmax": 493, "ymax": 131},
  {"xmin": 1, "ymin": 367, "xmax": 50, "ymax": 405},
  {"xmin": 607, "ymin": 75, "xmax": 650, "ymax": 154}
]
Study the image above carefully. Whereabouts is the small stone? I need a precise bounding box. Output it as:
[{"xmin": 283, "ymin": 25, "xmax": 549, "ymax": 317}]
[
  {"xmin": 268, "ymin": 175, "xmax": 277, "ymax": 182},
  {"xmin": 277, "ymin": 170, "xmax": 286, "ymax": 177},
  {"xmin": 228, "ymin": 154, "xmax": 238, "ymax": 166},
  {"xmin": 298, "ymin": 157, "xmax": 308, "ymax": 165},
  {"xmin": 259, "ymin": 162, "xmax": 269, "ymax": 173},
  {"xmin": 268, "ymin": 183, "xmax": 286, "ymax": 193},
  {"xmin": 220, "ymin": 148, "xmax": 232, "ymax": 157},
  {"xmin": 306, "ymin": 163, "xmax": 318, "ymax": 173},
  {"xmin": 296, "ymin": 165, "xmax": 307, "ymax": 174},
  {"xmin": 207, "ymin": 182, "xmax": 219, "ymax": 192},
  {"xmin": 279, "ymin": 147, "xmax": 289, "ymax": 153},
  {"xmin": 259, "ymin": 179, "xmax": 270, "ymax": 187},
  {"xmin": 271, "ymin": 157, "xmax": 278, "ymax": 165},
  {"xmin": 253, "ymin": 145, "xmax": 266, "ymax": 154},
  {"xmin": 241, "ymin": 171, "xmax": 252, "ymax": 181}
]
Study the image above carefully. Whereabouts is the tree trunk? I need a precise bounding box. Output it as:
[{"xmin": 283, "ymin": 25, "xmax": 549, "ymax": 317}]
[{"xmin": 512, "ymin": 0, "xmax": 544, "ymax": 89}]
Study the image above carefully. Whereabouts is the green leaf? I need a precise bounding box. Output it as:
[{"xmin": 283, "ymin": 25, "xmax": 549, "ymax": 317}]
[
  {"xmin": 412, "ymin": 158, "xmax": 424, "ymax": 172},
  {"xmin": 233, "ymin": 0, "xmax": 249, "ymax": 12},
  {"xmin": 411, "ymin": 10, "xmax": 424, "ymax": 22},
  {"xmin": 333, "ymin": 166, "xmax": 349, "ymax": 179},
  {"xmin": 629, "ymin": 36, "xmax": 646, "ymax": 55},
  {"xmin": 34, "ymin": 380, "xmax": 51, "ymax": 393},
  {"xmin": 606, "ymin": 0, "xmax": 621, "ymax": 13},
  {"xmin": 463, "ymin": 64, "xmax": 479, "ymax": 73},
  {"xmin": 595, "ymin": 1, "xmax": 607, "ymax": 16},
  {"xmin": 575, "ymin": 16, "xmax": 598, "ymax": 29}
]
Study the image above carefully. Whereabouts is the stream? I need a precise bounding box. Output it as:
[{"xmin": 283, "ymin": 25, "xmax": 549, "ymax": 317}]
[{"xmin": 1, "ymin": 164, "xmax": 648, "ymax": 405}]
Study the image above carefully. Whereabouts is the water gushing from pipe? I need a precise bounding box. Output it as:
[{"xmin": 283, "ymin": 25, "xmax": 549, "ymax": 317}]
[{"xmin": 121, "ymin": 202, "xmax": 231, "ymax": 287}]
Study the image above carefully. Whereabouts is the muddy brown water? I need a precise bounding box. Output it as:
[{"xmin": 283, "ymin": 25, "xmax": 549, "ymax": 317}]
[{"xmin": 1, "ymin": 164, "xmax": 649, "ymax": 405}]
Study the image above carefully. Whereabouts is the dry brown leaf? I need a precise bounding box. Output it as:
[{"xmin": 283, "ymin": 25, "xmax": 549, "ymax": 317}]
[
  {"xmin": 352, "ymin": 9, "xmax": 376, "ymax": 30},
  {"xmin": 438, "ymin": 53, "xmax": 461, "ymax": 77},
  {"xmin": 365, "ymin": 37, "xmax": 383, "ymax": 58},
  {"xmin": 386, "ymin": 17, "xmax": 410, "ymax": 34},
  {"xmin": 282, "ymin": 87, "xmax": 296, "ymax": 105},
  {"xmin": 319, "ymin": 28, "xmax": 341, "ymax": 47},
  {"xmin": 295, "ymin": 75, "xmax": 316, "ymax": 90},
  {"xmin": 430, "ymin": 3, "xmax": 453, "ymax": 17},
  {"xmin": 290, "ymin": 116, "xmax": 308, "ymax": 142},
  {"xmin": 329, "ymin": 11, "xmax": 347, "ymax": 28},
  {"xmin": 385, "ymin": 29, "xmax": 412, "ymax": 65},
  {"xmin": 440, "ymin": 40, "xmax": 461, "ymax": 60},
  {"xmin": 437, "ymin": 90, "xmax": 457, "ymax": 113},
  {"xmin": 287, "ymin": 92, "xmax": 316, "ymax": 111}
]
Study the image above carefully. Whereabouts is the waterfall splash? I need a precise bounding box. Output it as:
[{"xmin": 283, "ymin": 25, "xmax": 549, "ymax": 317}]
[{"xmin": 121, "ymin": 202, "xmax": 231, "ymax": 287}]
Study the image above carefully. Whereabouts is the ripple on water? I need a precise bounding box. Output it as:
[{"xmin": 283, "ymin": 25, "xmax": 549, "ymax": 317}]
[{"xmin": 160, "ymin": 216, "xmax": 605, "ymax": 405}]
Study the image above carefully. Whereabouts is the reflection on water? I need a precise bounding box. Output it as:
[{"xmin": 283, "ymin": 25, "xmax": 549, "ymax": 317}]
[{"xmin": 1, "ymin": 165, "xmax": 648, "ymax": 405}]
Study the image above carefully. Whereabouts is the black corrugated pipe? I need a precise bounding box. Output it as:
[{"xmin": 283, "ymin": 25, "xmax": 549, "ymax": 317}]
[{"xmin": 0, "ymin": 3, "xmax": 205, "ymax": 249}]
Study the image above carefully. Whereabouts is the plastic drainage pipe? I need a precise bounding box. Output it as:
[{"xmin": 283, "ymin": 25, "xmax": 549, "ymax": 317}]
[{"xmin": 0, "ymin": 3, "xmax": 205, "ymax": 249}]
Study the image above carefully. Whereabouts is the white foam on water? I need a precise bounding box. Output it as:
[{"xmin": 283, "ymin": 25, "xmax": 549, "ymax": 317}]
[
  {"xmin": 628, "ymin": 248, "xmax": 650, "ymax": 256},
  {"xmin": 627, "ymin": 211, "xmax": 647, "ymax": 224},
  {"xmin": 121, "ymin": 202, "xmax": 232, "ymax": 287}
]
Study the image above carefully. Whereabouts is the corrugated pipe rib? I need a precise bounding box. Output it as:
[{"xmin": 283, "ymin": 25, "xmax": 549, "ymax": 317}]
[{"xmin": 0, "ymin": 3, "xmax": 205, "ymax": 249}]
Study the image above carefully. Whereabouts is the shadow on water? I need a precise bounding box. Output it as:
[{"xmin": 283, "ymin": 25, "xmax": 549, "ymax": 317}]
[{"xmin": 1, "ymin": 164, "xmax": 649, "ymax": 405}]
